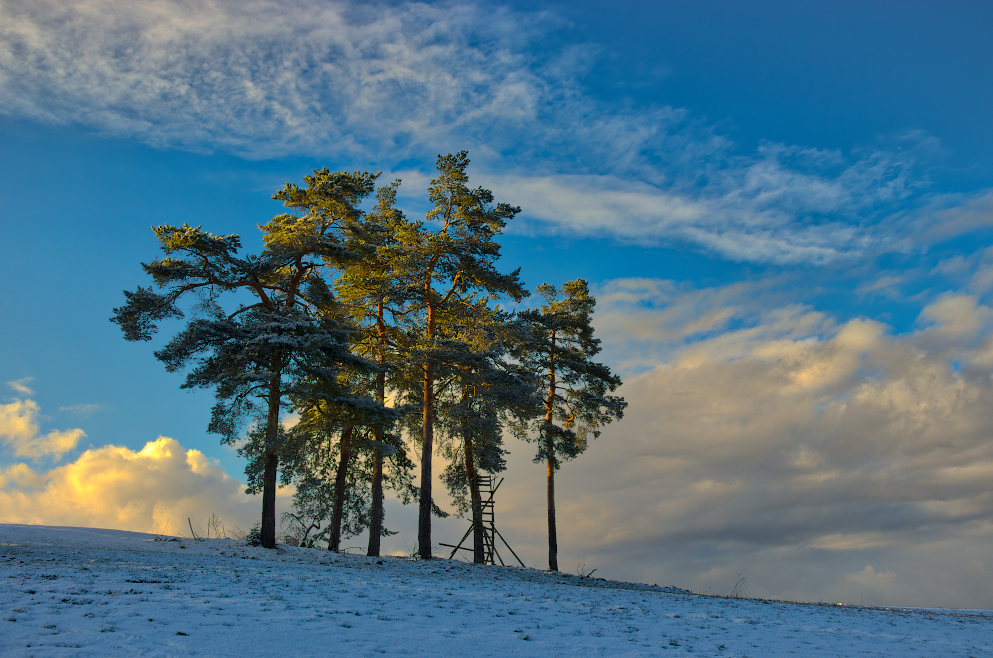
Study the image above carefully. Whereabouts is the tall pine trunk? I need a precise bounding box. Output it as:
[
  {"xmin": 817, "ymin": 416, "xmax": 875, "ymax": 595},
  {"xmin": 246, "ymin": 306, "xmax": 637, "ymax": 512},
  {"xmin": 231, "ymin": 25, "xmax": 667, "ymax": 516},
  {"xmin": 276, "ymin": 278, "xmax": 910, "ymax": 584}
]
[
  {"xmin": 418, "ymin": 296, "xmax": 437, "ymax": 560},
  {"xmin": 261, "ymin": 355, "xmax": 283, "ymax": 549},
  {"xmin": 367, "ymin": 359, "xmax": 386, "ymax": 556},
  {"xmin": 329, "ymin": 426, "xmax": 354, "ymax": 552},
  {"xmin": 461, "ymin": 389, "xmax": 486, "ymax": 564},
  {"xmin": 546, "ymin": 446, "xmax": 557, "ymax": 571},
  {"xmin": 418, "ymin": 361, "xmax": 434, "ymax": 559},
  {"xmin": 367, "ymin": 432, "xmax": 384, "ymax": 556},
  {"xmin": 545, "ymin": 340, "xmax": 558, "ymax": 570},
  {"xmin": 366, "ymin": 310, "xmax": 386, "ymax": 557},
  {"xmin": 463, "ymin": 406, "xmax": 484, "ymax": 563},
  {"xmin": 261, "ymin": 452, "xmax": 279, "ymax": 549}
]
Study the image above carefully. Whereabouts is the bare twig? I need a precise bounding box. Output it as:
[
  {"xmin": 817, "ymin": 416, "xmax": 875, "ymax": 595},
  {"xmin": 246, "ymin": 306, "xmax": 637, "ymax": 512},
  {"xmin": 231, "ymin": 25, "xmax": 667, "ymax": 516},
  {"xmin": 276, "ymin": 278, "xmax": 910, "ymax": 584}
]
[{"xmin": 188, "ymin": 518, "xmax": 201, "ymax": 541}]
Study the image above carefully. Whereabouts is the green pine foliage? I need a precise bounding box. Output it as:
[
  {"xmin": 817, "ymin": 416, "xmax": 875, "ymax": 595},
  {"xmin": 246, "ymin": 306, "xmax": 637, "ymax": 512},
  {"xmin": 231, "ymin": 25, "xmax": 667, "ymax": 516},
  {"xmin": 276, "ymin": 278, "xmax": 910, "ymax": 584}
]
[{"xmin": 111, "ymin": 170, "xmax": 384, "ymax": 550}]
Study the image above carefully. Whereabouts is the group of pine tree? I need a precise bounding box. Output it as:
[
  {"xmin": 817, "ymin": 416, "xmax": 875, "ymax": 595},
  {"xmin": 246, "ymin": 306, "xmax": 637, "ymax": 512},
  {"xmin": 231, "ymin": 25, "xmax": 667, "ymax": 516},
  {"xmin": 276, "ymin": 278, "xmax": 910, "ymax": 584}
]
[{"xmin": 112, "ymin": 152, "xmax": 626, "ymax": 571}]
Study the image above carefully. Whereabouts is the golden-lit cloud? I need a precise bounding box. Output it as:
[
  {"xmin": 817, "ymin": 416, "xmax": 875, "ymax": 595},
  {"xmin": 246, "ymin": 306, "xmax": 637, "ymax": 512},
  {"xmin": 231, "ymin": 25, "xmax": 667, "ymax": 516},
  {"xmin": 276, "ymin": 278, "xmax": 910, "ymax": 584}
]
[
  {"xmin": 0, "ymin": 398, "xmax": 85, "ymax": 460},
  {"xmin": 0, "ymin": 435, "xmax": 262, "ymax": 537}
]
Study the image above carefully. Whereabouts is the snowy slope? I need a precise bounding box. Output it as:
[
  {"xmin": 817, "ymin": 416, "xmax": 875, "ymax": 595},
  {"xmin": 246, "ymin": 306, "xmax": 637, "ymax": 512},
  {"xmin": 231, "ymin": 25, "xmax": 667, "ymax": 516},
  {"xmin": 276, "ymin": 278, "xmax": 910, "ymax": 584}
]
[{"xmin": 1, "ymin": 525, "xmax": 990, "ymax": 657}]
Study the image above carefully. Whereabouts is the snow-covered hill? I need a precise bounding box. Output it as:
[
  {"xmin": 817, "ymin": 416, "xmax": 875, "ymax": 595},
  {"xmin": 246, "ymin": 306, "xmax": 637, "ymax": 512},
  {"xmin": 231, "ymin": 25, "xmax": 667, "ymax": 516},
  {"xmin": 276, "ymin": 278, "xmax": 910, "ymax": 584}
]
[{"xmin": 2, "ymin": 525, "xmax": 990, "ymax": 657}]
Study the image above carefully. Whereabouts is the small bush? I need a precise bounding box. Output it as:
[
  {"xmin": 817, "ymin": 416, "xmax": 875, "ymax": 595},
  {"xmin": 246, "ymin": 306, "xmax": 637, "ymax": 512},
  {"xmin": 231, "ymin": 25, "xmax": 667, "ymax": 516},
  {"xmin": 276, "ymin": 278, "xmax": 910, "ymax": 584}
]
[
  {"xmin": 246, "ymin": 523, "xmax": 262, "ymax": 547},
  {"xmin": 226, "ymin": 525, "xmax": 247, "ymax": 541}
]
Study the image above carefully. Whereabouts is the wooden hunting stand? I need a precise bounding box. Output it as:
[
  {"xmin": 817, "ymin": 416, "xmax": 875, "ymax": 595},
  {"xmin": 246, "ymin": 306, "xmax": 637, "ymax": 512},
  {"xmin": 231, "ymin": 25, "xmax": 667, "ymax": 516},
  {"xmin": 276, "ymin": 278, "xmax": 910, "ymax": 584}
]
[{"xmin": 440, "ymin": 475, "xmax": 525, "ymax": 567}]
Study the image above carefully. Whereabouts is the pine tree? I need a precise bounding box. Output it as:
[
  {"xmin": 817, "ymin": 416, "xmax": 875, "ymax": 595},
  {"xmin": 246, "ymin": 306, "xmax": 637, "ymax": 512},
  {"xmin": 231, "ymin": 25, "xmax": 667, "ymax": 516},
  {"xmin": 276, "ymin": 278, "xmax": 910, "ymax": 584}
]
[
  {"xmin": 111, "ymin": 170, "xmax": 378, "ymax": 549},
  {"xmin": 280, "ymin": 406, "xmax": 416, "ymax": 550},
  {"xmin": 518, "ymin": 280, "xmax": 627, "ymax": 571},
  {"xmin": 393, "ymin": 152, "xmax": 527, "ymax": 559},
  {"xmin": 281, "ymin": 399, "xmax": 413, "ymax": 551},
  {"xmin": 334, "ymin": 181, "xmax": 417, "ymax": 556},
  {"xmin": 281, "ymin": 365, "xmax": 369, "ymax": 552}
]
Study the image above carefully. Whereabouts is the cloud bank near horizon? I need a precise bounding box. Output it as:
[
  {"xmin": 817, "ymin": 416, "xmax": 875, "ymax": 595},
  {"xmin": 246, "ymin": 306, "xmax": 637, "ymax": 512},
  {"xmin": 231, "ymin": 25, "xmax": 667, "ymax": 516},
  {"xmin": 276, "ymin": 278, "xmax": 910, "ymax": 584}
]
[
  {"xmin": 4, "ymin": 276, "xmax": 993, "ymax": 606},
  {"xmin": 498, "ymin": 281, "xmax": 993, "ymax": 607},
  {"xmin": 0, "ymin": 430, "xmax": 260, "ymax": 538},
  {"xmin": 3, "ymin": 0, "xmax": 981, "ymax": 264}
]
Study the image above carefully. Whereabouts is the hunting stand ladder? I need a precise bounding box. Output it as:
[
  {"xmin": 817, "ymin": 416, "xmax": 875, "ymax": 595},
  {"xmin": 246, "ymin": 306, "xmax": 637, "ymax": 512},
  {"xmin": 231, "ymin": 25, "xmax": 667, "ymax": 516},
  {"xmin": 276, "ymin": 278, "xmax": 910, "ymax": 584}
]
[{"xmin": 440, "ymin": 475, "xmax": 525, "ymax": 567}]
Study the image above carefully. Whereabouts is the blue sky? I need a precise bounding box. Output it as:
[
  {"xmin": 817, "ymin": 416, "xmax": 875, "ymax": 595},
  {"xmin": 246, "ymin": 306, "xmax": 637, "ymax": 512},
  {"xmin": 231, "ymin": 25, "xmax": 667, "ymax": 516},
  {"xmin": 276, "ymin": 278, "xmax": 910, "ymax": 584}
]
[{"xmin": 2, "ymin": 0, "xmax": 993, "ymax": 608}]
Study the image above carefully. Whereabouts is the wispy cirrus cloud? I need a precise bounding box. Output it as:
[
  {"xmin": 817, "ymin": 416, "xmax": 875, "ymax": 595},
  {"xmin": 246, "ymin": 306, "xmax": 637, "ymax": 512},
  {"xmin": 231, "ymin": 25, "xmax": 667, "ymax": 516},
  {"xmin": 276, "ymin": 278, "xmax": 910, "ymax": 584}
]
[
  {"xmin": 893, "ymin": 190, "xmax": 993, "ymax": 250},
  {"xmin": 7, "ymin": 378, "xmax": 34, "ymax": 395},
  {"xmin": 2, "ymin": 0, "xmax": 972, "ymax": 265},
  {"xmin": 591, "ymin": 276, "xmax": 832, "ymax": 373},
  {"xmin": 58, "ymin": 404, "xmax": 104, "ymax": 418},
  {"xmin": 488, "ymin": 157, "xmax": 886, "ymax": 264},
  {"xmin": 0, "ymin": 0, "xmax": 560, "ymax": 158}
]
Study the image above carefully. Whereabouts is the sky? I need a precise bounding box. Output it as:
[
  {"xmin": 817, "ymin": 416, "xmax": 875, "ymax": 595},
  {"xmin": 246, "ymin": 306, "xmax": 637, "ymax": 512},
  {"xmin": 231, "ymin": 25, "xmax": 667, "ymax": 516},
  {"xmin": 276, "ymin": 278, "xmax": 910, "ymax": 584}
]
[{"xmin": 2, "ymin": 0, "xmax": 993, "ymax": 608}]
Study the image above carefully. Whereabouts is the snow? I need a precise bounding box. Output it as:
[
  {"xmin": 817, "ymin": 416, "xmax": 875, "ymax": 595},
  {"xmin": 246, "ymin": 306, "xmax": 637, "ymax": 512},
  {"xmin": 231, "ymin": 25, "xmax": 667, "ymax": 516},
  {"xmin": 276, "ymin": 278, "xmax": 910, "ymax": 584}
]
[{"xmin": 2, "ymin": 525, "xmax": 990, "ymax": 657}]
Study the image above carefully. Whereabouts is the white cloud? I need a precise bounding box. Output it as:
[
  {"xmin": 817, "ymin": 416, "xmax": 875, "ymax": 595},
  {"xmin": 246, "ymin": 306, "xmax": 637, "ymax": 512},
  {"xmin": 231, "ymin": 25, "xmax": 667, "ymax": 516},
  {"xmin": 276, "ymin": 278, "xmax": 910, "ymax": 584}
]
[
  {"xmin": 809, "ymin": 533, "xmax": 894, "ymax": 551},
  {"xmin": 855, "ymin": 274, "xmax": 905, "ymax": 296},
  {"xmin": 917, "ymin": 294, "xmax": 993, "ymax": 341},
  {"xmin": 0, "ymin": 436, "xmax": 263, "ymax": 537},
  {"xmin": 7, "ymin": 378, "xmax": 34, "ymax": 395},
  {"xmin": 845, "ymin": 565, "xmax": 898, "ymax": 592},
  {"xmin": 0, "ymin": 398, "xmax": 85, "ymax": 460},
  {"xmin": 0, "ymin": 0, "xmax": 958, "ymax": 264},
  {"xmin": 58, "ymin": 403, "xmax": 103, "ymax": 417},
  {"xmin": 591, "ymin": 276, "xmax": 831, "ymax": 374},
  {"xmin": 924, "ymin": 246, "xmax": 993, "ymax": 298},
  {"xmin": 0, "ymin": 462, "xmax": 48, "ymax": 490},
  {"xmin": 0, "ymin": 0, "xmax": 557, "ymax": 159},
  {"xmin": 281, "ymin": 412, "xmax": 300, "ymax": 431},
  {"xmin": 897, "ymin": 190, "xmax": 993, "ymax": 249},
  {"xmin": 489, "ymin": 172, "xmax": 869, "ymax": 264}
]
